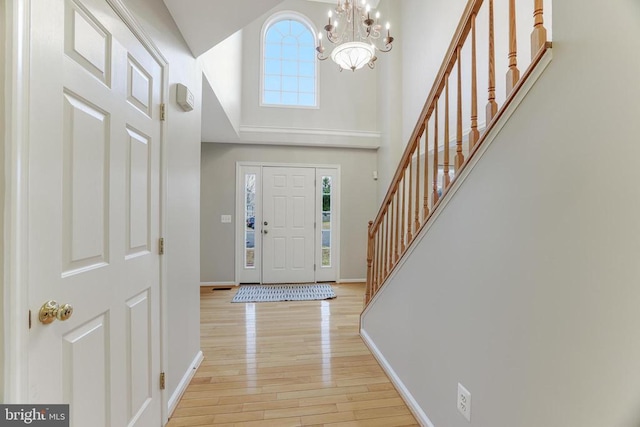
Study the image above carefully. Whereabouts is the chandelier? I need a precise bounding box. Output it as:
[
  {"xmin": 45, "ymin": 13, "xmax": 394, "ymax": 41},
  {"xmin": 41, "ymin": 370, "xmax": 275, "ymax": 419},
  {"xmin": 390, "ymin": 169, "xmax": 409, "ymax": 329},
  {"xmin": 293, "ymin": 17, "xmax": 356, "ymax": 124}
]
[{"xmin": 316, "ymin": 0, "xmax": 395, "ymax": 72}]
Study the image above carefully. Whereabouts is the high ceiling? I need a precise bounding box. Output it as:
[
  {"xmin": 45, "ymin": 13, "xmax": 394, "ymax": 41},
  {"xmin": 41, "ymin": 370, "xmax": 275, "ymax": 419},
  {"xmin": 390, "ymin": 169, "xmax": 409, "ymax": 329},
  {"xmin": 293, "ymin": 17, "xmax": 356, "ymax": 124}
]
[
  {"xmin": 162, "ymin": 0, "xmax": 283, "ymax": 56},
  {"xmin": 162, "ymin": 0, "xmax": 381, "ymax": 56}
]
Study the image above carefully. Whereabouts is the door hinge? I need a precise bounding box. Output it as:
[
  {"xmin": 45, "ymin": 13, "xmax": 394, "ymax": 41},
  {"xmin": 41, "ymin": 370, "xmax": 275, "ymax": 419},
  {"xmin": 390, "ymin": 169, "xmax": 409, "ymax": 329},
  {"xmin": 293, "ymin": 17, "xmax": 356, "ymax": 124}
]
[
  {"xmin": 160, "ymin": 103, "xmax": 166, "ymax": 121},
  {"xmin": 159, "ymin": 237, "xmax": 165, "ymax": 255},
  {"xmin": 314, "ymin": 264, "xmax": 316, "ymax": 271},
  {"xmin": 28, "ymin": 310, "xmax": 32, "ymax": 329},
  {"xmin": 160, "ymin": 372, "xmax": 166, "ymax": 390},
  {"xmin": 314, "ymin": 222, "xmax": 316, "ymax": 229}
]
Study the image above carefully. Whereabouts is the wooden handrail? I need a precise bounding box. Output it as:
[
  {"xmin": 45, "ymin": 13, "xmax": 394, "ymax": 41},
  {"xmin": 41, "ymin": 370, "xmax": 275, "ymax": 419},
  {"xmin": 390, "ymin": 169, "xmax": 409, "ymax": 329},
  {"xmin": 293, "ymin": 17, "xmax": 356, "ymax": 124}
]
[{"xmin": 365, "ymin": 0, "xmax": 550, "ymax": 306}]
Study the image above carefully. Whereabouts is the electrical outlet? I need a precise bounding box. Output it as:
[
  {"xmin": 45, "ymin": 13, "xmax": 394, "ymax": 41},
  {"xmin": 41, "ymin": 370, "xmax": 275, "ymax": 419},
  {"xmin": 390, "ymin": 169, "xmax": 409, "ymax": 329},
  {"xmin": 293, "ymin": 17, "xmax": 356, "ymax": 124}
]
[
  {"xmin": 221, "ymin": 215, "xmax": 232, "ymax": 223},
  {"xmin": 457, "ymin": 383, "xmax": 471, "ymax": 422}
]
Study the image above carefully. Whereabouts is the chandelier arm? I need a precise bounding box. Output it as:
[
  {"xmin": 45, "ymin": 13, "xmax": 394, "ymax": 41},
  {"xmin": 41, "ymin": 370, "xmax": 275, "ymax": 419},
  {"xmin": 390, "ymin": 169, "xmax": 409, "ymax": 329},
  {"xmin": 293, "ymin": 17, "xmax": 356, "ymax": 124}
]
[
  {"xmin": 378, "ymin": 43, "xmax": 393, "ymax": 53},
  {"xmin": 327, "ymin": 32, "xmax": 340, "ymax": 44}
]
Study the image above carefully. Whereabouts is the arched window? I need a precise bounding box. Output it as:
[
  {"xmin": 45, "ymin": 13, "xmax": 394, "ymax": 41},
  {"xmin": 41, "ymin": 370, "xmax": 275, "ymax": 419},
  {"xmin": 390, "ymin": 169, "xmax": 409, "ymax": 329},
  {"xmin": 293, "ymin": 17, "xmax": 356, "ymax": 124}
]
[{"xmin": 262, "ymin": 13, "xmax": 318, "ymax": 107}]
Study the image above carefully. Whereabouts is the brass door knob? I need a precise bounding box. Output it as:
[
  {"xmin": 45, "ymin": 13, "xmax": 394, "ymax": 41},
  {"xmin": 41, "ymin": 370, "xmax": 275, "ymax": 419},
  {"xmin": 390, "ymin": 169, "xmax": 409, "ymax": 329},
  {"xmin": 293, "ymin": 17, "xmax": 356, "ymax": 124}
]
[{"xmin": 39, "ymin": 300, "xmax": 74, "ymax": 324}]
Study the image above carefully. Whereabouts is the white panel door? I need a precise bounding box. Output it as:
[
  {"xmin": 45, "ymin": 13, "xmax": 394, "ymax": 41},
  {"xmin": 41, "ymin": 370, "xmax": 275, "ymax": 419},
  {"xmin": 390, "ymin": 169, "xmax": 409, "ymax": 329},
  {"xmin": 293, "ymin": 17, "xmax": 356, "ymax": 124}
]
[
  {"xmin": 262, "ymin": 167, "xmax": 316, "ymax": 283},
  {"xmin": 28, "ymin": 0, "xmax": 162, "ymax": 426}
]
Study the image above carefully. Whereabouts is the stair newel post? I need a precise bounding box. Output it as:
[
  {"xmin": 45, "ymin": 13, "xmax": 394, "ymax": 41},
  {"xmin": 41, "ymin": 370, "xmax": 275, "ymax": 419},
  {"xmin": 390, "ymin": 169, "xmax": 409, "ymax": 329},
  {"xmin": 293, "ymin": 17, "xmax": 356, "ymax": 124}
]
[
  {"xmin": 531, "ymin": 0, "xmax": 547, "ymax": 59},
  {"xmin": 432, "ymin": 100, "xmax": 440, "ymax": 205},
  {"xmin": 376, "ymin": 226, "xmax": 382, "ymax": 293},
  {"xmin": 383, "ymin": 202, "xmax": 392, "ymax": 280},
  {"xmin": 390, "ymin": 205, "xmax": 395, "ymax": 276},
  {"xmin": 486, "ymin": 0, "xmax": 498, "ymax": 123},
  {"xmin": 415, "ymin": 135, "xmax": 421, "ymax": 233},
  {"xmin": 378, "ymin": 209, "xmax": 387, "ymax": 280},
  {"xmin": 372, "ymin": 230, "xmax": 377, "ymax": 296},
  {"xmin": 390, "ymin": 190, "xmax": 397, "ymax": 264},
  {"xmin": 455, "ymin": 46, "xmax": 464, "ymax": 171},
  {"xmin": 443, "ymin": 74, "xmax": 451, "ymax": 189},
  {"xmin": 423, "ymin": 120, "xmax": 430, "ymax": 220},
  {"xmin": 395, "ymin": 189, "xmax": 400, "ymax": 261},
  {"xmin": 469, "ymin": 13, "xmax": 480, "ymax": 149},
  {"xmin": 400, "ymin": 175, "xmax": 406, "ymax": 253},
  {"xmin": 365, "ymin": 221, "xmax": 373, "ymax": 303},
  {"xmin": 407, "ymin": 157, "xmax": 414, "ymax": 243},
  {"xmin": 506, "ymin": 0, "xmax": 520, "ymax": 95}
]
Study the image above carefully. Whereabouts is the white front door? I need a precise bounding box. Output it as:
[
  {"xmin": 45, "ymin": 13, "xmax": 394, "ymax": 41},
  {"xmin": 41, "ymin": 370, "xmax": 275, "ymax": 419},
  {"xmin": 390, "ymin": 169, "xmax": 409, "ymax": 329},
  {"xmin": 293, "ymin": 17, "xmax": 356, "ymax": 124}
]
[
  {"xmin": 28, "ymin": 0, "xmax": 162, "ymax": 425},
  {"xmin": 262, "ymin": 167, "xmax": 316, "ymax": 283}
]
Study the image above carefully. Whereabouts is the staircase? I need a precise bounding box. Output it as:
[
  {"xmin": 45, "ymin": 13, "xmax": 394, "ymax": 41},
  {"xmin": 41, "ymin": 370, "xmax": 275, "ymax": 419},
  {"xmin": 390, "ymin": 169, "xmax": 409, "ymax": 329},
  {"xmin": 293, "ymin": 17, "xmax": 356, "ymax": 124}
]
[
  {"xmin": 358, "ymin": 1, "xmax": 640, "ymax": 426},
  {"xmin": 364, "ymin": 0, "xmax": 551, "ymax": 307}
]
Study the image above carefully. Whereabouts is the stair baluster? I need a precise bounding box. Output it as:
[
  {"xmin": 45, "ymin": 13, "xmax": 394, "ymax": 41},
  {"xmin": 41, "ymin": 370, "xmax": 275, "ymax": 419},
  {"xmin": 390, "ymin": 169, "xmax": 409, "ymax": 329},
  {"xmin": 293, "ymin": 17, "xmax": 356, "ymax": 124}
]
[
  {"xmin": 531, "ymin": 0, "xmax": 547, "ymax": 59},
  {"xmin": 456, "ymin": 47, "xmax": 465, "ymax": 171},
  {"xmin": 506, "ymin": 0, "xmax": 520, "ymax": 94}
]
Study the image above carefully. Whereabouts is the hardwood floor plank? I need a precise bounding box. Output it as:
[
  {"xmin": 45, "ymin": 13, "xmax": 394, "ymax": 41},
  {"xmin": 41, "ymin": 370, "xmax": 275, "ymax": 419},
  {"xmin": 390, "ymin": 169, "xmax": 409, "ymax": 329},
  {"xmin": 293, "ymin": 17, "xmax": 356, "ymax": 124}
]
[
  {"xmin": 165, "ymin": 415, "xmax": 215, "ymax": 427},
  {"xmin": 336, "ymin": 397, "xmax": 406, "ymax": 412},
  {"xmin": 241, "ymin": 399, "xmax": 300, "ymax": 412},
  {"xmin": 276, "ymin": 385, "xmax": 369, "ymax": 401},
  {"xmin": 172, "ymin": 404, "xmax": 243, "ymax": 418},
  {"xmin": 174, "ymin": 397, "xmax": 221, "ymax": 408},
  {"xmin": 217, "ymin": 393, "xmax": 278, "ymax": 405},
  {"xmin": 323, "ymin": 415, "xmax": 419, "ymax": 427},
  {"xmin": 167, "ymin": 283, "xmax": 418, "ymax": 426},
  {"xmin": 232, "ymin": 417, "xmax": 302, "ymax": 427},
  {"xmin": 212, "ymin": 410, "xmax": 264, "ymax": 423},
  {"xmin": 300, "ymin": 410, "xmax": 356, "ymax": 425},
  {"xmin": 264, "ymin": 403, "xmax": 338, "ymax": 419},
  {"xmin": 354, "ymin": 405, "xmax": 412, "ymax": 420}
]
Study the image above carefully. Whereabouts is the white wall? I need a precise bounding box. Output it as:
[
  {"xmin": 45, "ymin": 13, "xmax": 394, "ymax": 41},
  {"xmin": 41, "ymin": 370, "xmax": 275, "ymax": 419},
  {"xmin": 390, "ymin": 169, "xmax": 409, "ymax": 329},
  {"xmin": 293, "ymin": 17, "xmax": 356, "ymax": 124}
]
[
  {"xmin": 375, "ymin": 0, "xmax": 403, "ymax": 202},
  {"xmin": 121, "ymin": 0, "xmax": 202, "ymax": 404},
  {"xmin": 201, "ymin": 30, "xmax": 243, "ymax": 134},
  {"xmin": 400, "ymin": 0, "xmax": 467, "ymax": 145},
  {"xmin": 201, "ymin": 143, "xmax": 377, "ymax": 283},
  {"xmin": 362, "ymin": 1, "xmax": 640, "ymax": 426}
]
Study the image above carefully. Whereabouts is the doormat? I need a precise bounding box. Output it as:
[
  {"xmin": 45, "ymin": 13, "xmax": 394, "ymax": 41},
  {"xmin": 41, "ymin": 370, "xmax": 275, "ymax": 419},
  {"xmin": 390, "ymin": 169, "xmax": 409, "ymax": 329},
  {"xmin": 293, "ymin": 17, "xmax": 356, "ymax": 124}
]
[{"xmin": 231, "ymin": 284, "xmax": 336, "ymax": 303}]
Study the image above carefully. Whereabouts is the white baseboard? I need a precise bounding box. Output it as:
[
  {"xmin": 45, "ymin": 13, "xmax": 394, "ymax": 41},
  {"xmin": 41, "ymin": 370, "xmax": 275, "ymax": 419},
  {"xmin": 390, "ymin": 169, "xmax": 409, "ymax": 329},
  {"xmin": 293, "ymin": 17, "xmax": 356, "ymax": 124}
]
[
  {"xmin": 200, "ymin": 281, "xmax": 237, "ymax": 286},
  {"xmin": 360, "ymin": 329, "xmax": 435, "ymax": 427},
  {"xmin": 168, "ymin": 350, "xmax": 204, "ymax": 417},
  {"xmin": 338, "ymin": 278, "xmax": 366, "ymax": 283}
]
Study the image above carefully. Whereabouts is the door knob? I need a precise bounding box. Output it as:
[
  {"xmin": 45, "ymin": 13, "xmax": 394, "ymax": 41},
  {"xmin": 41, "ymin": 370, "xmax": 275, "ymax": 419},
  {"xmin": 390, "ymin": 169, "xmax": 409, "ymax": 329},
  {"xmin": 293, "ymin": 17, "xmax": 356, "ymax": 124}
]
[
  {"xmin": 263, "ymin": 229, "xmax": 269, "ymax": 234},
  {"xmin": 263, "ymin": 221, "xmax": 268, "ymax": 226},
  {"xmin": 39, "ymin": 300, "xmax": 74, "ymax": 324}
]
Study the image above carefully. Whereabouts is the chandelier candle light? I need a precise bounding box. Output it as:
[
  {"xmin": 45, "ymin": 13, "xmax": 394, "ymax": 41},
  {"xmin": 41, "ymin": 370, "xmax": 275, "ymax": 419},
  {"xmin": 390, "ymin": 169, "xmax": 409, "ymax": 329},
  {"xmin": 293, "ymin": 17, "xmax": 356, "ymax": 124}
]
[{"xmin": 316, "ymin": 0, "xmax": 394, "ymax": 71}]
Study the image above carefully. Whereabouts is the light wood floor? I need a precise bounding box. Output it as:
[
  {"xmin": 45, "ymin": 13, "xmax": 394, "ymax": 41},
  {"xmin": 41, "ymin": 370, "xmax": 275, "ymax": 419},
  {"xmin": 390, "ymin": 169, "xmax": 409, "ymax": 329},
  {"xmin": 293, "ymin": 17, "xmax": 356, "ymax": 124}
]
[{"xmin": 166, "ymin": 283, "xmax": 418, "ymax": 427}]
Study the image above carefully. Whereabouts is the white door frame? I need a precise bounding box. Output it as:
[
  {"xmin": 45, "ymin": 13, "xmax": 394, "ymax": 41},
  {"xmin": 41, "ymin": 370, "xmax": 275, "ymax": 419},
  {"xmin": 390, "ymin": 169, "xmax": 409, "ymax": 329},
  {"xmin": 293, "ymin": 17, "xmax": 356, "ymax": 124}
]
[
  {"xmin": 235, "ymin": 162, "xmax": 341, "ymax": 284},
  {"xmin": 2, "ymin": 1, "xmax": 170, "ymax": 422},
  {"xmin": 3, "ymin": 0, "xmax": 31, "ymax": 402}
]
